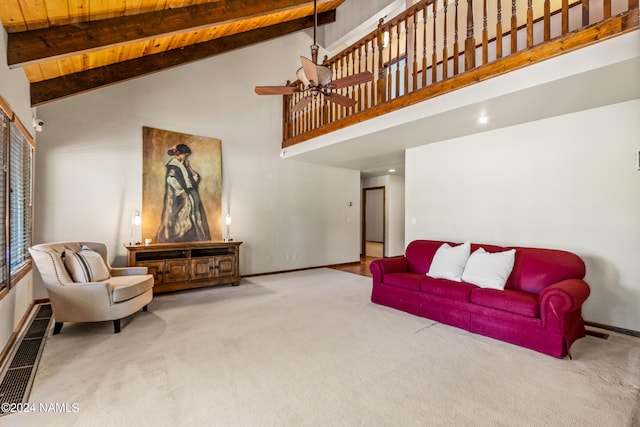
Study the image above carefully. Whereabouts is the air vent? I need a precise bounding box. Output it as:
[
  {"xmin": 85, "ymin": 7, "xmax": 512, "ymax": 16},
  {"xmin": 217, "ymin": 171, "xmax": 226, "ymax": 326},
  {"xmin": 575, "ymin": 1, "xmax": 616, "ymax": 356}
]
[{"xmin": 0, "ymin": 304, "xmax": 52, "ymax": 414}]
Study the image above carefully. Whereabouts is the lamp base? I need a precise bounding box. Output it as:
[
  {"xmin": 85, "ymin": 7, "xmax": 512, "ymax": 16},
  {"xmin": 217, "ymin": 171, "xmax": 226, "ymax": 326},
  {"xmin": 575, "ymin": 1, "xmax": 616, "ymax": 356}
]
[{"xmin": 223, "ymin": 238, "xmax": 233, "ymax": 242}]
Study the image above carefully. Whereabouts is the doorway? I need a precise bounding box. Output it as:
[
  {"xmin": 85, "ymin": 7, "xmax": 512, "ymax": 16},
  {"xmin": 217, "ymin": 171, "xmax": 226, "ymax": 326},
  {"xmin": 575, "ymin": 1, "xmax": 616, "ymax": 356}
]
[{"xmin": 362, "ymin": 186, "xmax": 385, "ymax": 258}]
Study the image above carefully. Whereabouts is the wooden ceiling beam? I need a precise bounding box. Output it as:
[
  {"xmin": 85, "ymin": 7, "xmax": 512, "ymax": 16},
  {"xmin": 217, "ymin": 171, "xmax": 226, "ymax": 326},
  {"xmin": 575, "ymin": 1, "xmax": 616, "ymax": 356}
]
[
  {"xmin": 30, "ymin": 10, "xmax": 336, "ymax": 106},
  {"xmin": 8, "ymin": 0, "xmax": 317, "ymax": 67}
]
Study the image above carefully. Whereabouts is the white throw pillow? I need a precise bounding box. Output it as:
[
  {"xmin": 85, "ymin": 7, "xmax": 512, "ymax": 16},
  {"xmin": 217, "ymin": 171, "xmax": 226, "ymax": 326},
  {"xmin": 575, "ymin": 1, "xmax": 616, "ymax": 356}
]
[
  {"xmin": 461, "ymin": 247, "xmax": 516, "ymax": 290},
  {"xmin": 426, "ymin": 242, "xmax": 471, "ymax": 282},
  {"xmin": 64, "ymin": 246, "xmax": 111, "ymax": 283}
]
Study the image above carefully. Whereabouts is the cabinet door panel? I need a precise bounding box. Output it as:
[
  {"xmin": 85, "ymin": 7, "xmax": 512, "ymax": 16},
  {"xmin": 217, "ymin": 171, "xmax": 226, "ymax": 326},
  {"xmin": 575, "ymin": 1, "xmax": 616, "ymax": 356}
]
[
  {"xmin": 137, "ymin": 261, "xmax": 164, "ymax": 286},
  {"xmin": 215, "ymin": 255, "xmax": 236, "ymax": 277},
  {"xmin": 191, "ymin": 257, "xmax": 214, "ymax": 281},
  {"xmin": 165, "ymin": 259, "xmax": 190, "ymax": 283}
]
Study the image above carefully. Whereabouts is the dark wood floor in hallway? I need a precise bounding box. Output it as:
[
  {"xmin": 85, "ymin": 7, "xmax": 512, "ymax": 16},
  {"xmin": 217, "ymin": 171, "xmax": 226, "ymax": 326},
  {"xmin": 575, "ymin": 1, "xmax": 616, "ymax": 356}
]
[{"xmin": 329, "ymin": 256, "xmax": 378, "ymax": 277}]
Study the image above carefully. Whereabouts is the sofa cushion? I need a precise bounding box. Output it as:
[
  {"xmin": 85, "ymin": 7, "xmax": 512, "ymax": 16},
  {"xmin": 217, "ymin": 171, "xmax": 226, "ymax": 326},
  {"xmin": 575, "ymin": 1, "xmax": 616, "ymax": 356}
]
[
  {"xmin": 420, "ymin": 278, "xmax": 477, "ymax": 301},
  {"xmin": 470, "ymin": 288, "xmax": 540, "ymax": 317},
  {"xmin": 405, "ymin": 240, "xmax": 447, "ymax": 274},
  {"xmin": 383, "ymin": 273, "xmax": 422, "ymax": 291},
  {"xmin": 462, "ymin": 248, "xmax": 516, "ymax": 290},
  {"xmin": 506, "ymin": 247, "xmax": 586, "ymax": 294},
  {"xmin": 426, "ymin": 242, "xmax": 470, "ymax": 282},
  {"xmin": 109, "ymin": 275, "xmax": 154, "ymax": 303},
  {"xmin": 63, "ymin": 246, "xmax": 111, "ymax": 283}
]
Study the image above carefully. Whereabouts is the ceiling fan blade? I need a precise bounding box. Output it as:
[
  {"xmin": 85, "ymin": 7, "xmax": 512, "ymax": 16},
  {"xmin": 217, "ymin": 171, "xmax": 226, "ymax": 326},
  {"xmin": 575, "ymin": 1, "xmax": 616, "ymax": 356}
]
[
  {"xmin": 255, "ymin": 86, "xmax": 299, "ymax": 95},
  {"xmin": 292, "ymin": 97, "xmax": 312, "ymax": 113},
  {"xmin": 325, "ymin": 92, "xmax": 357, "ymax": 108},
  {"xmin": 300, "ymin": 56, "xmax": 319, "ymax": 86},
  {"xmin": 329, "ymin": 71, "xmax": 374, "ymax": 89}
]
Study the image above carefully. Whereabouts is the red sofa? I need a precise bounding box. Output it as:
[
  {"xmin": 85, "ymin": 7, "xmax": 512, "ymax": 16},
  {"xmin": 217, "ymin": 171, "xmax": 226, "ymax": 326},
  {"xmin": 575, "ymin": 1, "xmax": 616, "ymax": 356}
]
[{"xmin": 370, "ymin": 240, "xmax": 590, "ymax": 358}]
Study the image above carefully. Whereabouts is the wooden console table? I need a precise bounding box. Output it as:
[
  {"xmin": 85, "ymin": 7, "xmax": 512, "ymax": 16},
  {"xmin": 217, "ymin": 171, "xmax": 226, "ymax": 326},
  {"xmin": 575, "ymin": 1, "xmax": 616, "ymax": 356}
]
[{"xmin": 125, "ymin": 241, "xmax": 242, "ymax": 294}]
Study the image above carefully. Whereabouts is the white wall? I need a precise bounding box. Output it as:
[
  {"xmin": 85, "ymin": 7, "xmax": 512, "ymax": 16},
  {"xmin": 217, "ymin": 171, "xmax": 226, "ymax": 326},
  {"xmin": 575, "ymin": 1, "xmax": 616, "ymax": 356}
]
[
  {"xmin": 0, "ymin": 28, "xmax": 34, "ymax": 129},
  {"xmin": 0, "ymin": 26, "xmax": 36, "ymax": 357},
  {"xmin": 406, "ymin": 100, "xmax": 640, "ymax": 330},
  {"xmin": 34, "ymin": 31, "xmax": 361, "ymax": 298},
  {"xmin": 363, "ymin": 174, "xmax": 405, "ymax": 257},
  {"xmin": 323, "ymin": 0, "xmax": 406, "ymax": 53}
]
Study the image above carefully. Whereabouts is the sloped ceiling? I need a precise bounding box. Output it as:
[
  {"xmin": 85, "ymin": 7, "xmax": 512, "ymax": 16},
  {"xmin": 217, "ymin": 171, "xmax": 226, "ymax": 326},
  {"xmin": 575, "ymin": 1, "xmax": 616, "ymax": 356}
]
[{"xmin": 0, "ymin": 0, "xmax": 345, "ymax": 106}]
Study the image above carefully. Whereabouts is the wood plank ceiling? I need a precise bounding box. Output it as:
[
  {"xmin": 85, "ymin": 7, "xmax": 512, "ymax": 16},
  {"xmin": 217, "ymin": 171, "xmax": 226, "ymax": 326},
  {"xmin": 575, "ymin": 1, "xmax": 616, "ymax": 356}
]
[{"xmin": 0, "ymin": 0, "xmax": 344, "ymax": 106}]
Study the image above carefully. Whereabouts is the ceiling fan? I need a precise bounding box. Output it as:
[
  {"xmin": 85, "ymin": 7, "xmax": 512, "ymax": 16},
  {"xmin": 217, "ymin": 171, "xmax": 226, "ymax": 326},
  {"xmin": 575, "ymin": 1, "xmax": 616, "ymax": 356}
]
[{"xmin": 255, "ymin": 0, "xmax": 374, "ymax": 113}]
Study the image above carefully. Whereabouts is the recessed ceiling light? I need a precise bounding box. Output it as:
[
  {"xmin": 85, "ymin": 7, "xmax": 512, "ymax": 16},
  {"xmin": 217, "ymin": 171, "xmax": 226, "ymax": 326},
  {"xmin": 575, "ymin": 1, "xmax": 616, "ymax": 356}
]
[
  {"xmin": 388, "ymin": 169, "xmax": 396, "ymax": 173},
  {"xmin": 478, "ymin": 115, "xmax": 489, "ymax": 124}
]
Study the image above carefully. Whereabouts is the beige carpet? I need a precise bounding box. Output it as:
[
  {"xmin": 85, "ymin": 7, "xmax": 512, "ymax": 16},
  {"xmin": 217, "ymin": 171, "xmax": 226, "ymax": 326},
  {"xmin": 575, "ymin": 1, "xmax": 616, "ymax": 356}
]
[{"xmin": 2, "ymin": 268, "xmax": 639, "ymax": 426}]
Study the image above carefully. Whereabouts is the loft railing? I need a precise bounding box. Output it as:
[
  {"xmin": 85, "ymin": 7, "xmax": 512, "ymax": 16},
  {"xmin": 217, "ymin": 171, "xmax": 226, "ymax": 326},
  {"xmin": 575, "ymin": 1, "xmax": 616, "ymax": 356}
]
[{"xmin": 282, "ymin": 0, "xmax": 638, "ymax": 147}]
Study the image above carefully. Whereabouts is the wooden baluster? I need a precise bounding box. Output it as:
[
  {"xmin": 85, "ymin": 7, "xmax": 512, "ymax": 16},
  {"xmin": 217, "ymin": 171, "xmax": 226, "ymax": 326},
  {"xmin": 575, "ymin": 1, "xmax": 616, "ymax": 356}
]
[
  {"xmin": 510, "ymin": 0, "xmax": 517, "ymax": 54},
  {"xmin": 562, "ymin": 0, "xmax": 568, "ymax": 35},
  {"xmin": 322, "ymin": 99, "xmax": 328, "ymax": 126},
  {"xmin": 376, "ymin": 19, "xmax": 386, "ymax": 104},
  {"xmin": 396, "ymin": 22, "xmax": 401, "ymax": 99},
  {"xmin": 432, "ymin": 0, "xmax": 438, "ymax": 83},
  {"xmin": 443, "ymin": 1, "xmax": 448, "ymax": 79},
  {"xmin": 454, "ymin": 0, "xmax": 460, "ymax": 74},
  {"xmin": 412, "ymin": 12, "xmax": 418, "ymax": 92},
  {"xmin": 305, "ymin": 101, "xmax": 309, "ymax": 134},
  {"xmin": 308, "ymin": 90, "xmax": 313, "ymax": 131},
  {"xmin": 341, "ymin": 54, "xmax": 347, "ymax": 117},
  {"xmin": 465, "ymin": 0, "xmax": 476, "ymax": 70},
  {"xmin": 300, "ymin": 103, "xmax": 304, "ymax": 135},
  {"xmin": 527, "ymin": 0, "xmax": 533, "ymax": 48},
  {"xmin": 364, "ymin": 39, "xmax": 370, "ymax": 109},
  {"xmin": 544, "ymin": 0, "xmax": 550, "ymax": 42},
  {"xmin": 603, "ymin": 0, "xmax": 611, "ymax": 18},
  {"xmin": 422, "ymin": 3, "xmax": 428, "ymax": 88},
  {"xmin": 350, "ymin": 49, "xmax": 356, "ymax": 113},
  {"xmin": 496, "ymin": 0, "xmax": 503, "ymax": 59},
  {"xmin": 282, "ymin": 86, "xmax": 290, "ymax": 141},
  {"xmin": 404, "ymin": 18, "xmax": 409, "ymax": 96},
  {"xmin": 293, "ymin": 91, "xmax": 298, "ymax": 137},
  {"xmin": 582, "ymin": 0, "xmax": 589, "ymax": 27},
  {"xmin": 388, "ymin": 26, "xmax": 393, "ymax": 101},
  {"xmin": 357, "ymin": 44, "xmax": 364, "ymax": 112},
  {"xmin": 335, "ymin": 54, "xmax": 341, "ymax": 120},
  {"xmin": 482, "ymin": 0, "xmax": 488, "ymax": 64}
]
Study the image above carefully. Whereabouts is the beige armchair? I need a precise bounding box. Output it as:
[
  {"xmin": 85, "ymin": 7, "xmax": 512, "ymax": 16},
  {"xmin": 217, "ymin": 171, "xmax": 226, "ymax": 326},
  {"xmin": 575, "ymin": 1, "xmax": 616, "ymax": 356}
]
[{"xmin": 29, "ymin": 241, "xmax": 153, "ymax": 334}]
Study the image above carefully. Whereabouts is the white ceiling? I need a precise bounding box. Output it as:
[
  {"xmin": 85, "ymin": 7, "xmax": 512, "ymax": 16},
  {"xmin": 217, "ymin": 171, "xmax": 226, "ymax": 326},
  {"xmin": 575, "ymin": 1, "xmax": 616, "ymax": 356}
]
[{"xmin": 282, "ymin": 31, "xmax": 640, "ymax": 178}]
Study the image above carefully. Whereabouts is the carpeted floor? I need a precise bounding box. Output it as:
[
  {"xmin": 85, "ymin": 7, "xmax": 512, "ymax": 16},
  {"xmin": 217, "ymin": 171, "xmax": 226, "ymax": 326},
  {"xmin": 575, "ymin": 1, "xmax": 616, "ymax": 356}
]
[{"xmin": 2, "ymin": 268, "xmax": 639, "ymax": 426}]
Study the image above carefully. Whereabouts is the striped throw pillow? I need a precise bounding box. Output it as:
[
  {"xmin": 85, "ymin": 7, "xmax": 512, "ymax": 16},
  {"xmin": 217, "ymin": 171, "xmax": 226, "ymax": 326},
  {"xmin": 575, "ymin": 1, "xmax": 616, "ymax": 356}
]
[{"xmin": 63, "ymin": 246, "xmax": 111, "ymax": 283}]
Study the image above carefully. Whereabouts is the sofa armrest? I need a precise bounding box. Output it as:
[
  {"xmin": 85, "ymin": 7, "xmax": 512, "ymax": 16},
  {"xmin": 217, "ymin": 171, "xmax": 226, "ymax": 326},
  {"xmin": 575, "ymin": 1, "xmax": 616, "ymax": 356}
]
[
  {"xmin": 110, "ymin": 266, "xmax": 149, "ymax": 276},
  {"xmin": 370, "ymin": 256, "xmax": 409, "ymax": 285},
  {"xmin": 539, "ymin": 279, "xmax": 590, "ymax": 329},
  {"xmin": 46, "ymin": 281, "xmax": 114, "ymax": 322}
]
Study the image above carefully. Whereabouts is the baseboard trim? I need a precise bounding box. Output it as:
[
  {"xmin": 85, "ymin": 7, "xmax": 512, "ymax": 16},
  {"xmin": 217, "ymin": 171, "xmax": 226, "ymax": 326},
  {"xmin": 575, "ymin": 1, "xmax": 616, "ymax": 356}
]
[
  {"xmin": 242, "ymin": 264, "xmax": 340, "ymax": 278},
  {"xmin": 585, "ymin": 321, "xmax": 640, "ymax": 338}
]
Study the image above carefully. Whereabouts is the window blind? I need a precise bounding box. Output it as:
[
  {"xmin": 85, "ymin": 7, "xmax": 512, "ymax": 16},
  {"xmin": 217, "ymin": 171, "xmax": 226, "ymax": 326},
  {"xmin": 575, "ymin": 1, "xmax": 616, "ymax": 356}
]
[
  {"xmin": 0, "ymin": 112, "xmax": 7, "ymax": 288},
  {"xmin": 9, "ymin": 121, "xmax": 33, "ymax": 272}
]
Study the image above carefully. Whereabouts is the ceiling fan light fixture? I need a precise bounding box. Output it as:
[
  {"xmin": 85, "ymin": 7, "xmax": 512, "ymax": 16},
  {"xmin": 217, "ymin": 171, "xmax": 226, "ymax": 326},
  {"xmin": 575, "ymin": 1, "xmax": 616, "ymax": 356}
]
[
  {"xmin": 297, "ymin": 64, "xmax": 332, "ymax": 88},
  {"xmin": 317, "ymin": 66, "xmax": 332, "ymax": 85}
]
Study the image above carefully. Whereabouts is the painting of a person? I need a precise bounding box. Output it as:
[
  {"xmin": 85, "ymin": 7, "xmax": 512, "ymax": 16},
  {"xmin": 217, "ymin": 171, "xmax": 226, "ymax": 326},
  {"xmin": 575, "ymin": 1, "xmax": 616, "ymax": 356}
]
[{"xmin": 156, "ymin": 144, "xmax": 211, "ymax": 242}]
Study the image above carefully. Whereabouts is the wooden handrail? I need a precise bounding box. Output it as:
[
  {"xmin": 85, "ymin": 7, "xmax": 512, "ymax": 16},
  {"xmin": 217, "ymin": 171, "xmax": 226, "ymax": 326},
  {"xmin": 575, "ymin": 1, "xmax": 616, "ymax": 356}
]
[{"xmin": 283, "ymin": 0, "xmax": 639, "ymax": 146}]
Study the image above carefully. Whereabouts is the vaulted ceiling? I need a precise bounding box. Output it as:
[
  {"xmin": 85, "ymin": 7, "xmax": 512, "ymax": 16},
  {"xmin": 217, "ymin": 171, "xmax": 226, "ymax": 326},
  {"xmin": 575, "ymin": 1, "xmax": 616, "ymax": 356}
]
[{"xmin": 0, "ymin": 0, "xmax": 345, "ymax": 106}]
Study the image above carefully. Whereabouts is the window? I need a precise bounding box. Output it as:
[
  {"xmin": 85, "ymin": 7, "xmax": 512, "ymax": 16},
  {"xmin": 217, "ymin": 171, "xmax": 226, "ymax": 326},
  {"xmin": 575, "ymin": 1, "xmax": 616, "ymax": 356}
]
[
  {"xmin": 0, "ymin": 110, "xmax": 7, "ymax": 290},
  {"xmin": 0, "ymin": 95, "xmax": 35, "ymax": 292},
  {"xmin": 9, "ymin": 121, "xmax": 34, "ymax": 273}
]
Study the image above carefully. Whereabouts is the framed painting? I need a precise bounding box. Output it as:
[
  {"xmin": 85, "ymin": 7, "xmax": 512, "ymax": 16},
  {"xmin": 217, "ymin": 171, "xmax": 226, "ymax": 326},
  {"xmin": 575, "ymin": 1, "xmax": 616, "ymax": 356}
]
[{"xmin": 142, "ymin": 126, "xmax": 222, "ymax": 243}]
